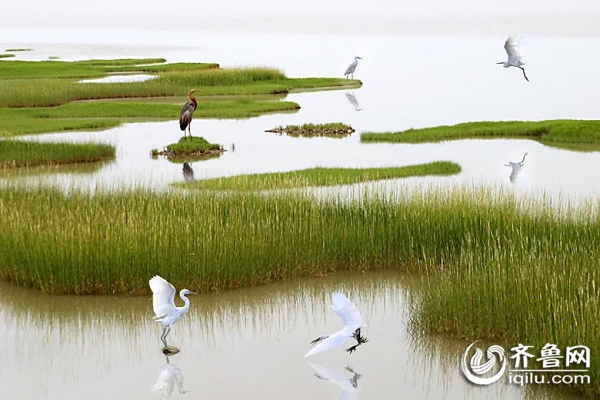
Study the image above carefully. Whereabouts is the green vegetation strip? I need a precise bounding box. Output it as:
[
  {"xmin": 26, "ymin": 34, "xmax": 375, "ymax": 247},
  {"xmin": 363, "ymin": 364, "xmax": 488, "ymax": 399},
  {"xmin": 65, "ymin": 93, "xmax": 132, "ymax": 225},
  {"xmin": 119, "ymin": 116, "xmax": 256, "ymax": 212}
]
[
  {"xmin": 361, "ymin": 120, "xmax": 600, "ymax": 145},
  {"xmin": 0, "ymin": 58, "xmax": 358, "ymax": 138},
  {"xmin": 176, "ymin": 162, "xmax": 460, "ymax": 191},
  {"xmin": 266, "ymin": 122, "xmax": 355, "ymax": 137},
  {"xmin": 0, "ymin": 140, "xmax": 115, "ymax": 167},
  {"xmin": 152, "ymin": 136, "xmax": 223, "ymax": 158},
  {"xmin": 0, "ymin": 187, "xmax": 598, "ymax": 395}
]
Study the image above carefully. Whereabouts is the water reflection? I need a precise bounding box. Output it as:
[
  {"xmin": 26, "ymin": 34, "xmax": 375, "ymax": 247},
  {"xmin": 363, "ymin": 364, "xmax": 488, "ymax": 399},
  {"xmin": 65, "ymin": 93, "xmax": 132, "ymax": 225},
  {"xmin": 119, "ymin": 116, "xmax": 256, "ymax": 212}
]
[
  {"xmin": 151, "ymin": 358, "xmax": 189, "ymax": 399},
  {"xmin": 0, "ymin": 272, "xmax": 580, "ymax": 399},
  {"xmin": 79, "ymin": 74, "xmax": 157, "ymax": 83},
  {"xmin": 308, "ymin": 363, "xmax": 362, "ymax": 400},
  {"xmin": 504, "ymin": 152, "xmax": 528, "ymax": 183},
  {"xmin": 182, "ymin": 162, "xmax": 194, "ymax": 182},
  {"xmin": 344, "ymin": 92, "xmax": 363, "ymax": 111}
]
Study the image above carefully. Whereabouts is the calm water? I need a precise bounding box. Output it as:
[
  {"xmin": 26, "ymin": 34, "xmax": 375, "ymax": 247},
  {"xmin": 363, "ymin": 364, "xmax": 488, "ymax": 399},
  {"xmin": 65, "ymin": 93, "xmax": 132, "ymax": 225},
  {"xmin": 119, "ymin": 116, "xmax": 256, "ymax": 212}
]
[
  {"xmin": 0, "ymin": 6, "xmax": 598, "ymax": 399},
  {"xmin": 0, "ymin": 271, "xmax": 577, "ymax": 400},
  {"xmin": 1, "ymin": 33, "xmax": 599, "ymax": 203}
]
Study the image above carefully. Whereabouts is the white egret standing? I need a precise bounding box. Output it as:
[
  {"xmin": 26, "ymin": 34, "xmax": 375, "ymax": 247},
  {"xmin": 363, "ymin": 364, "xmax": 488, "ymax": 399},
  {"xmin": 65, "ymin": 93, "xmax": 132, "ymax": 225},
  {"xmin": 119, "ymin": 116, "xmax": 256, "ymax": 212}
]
[
  {"xmin": 304, "ymin": 293, "xmax": 368, "ymax": 357},
  {"xmin": 344, "ymin": 57, "xmax": 363, "ymax": 79},
  {"xmin": 149, "ymin": 275, "xmax": 196, "ymax": 346},
  {"xmin": 497, "ymin": 35, "xmax": 529, "ymax": 81}
]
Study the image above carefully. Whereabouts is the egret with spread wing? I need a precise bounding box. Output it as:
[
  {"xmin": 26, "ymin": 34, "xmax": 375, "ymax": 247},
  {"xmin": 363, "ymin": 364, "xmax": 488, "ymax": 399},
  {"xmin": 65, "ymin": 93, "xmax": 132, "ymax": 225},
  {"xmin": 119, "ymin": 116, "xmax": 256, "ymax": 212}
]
[
  {"xmin": 149, "ymin": 275, "xmax": 196, "ymax": 346},
  {"xmin": 304, "ymin": 293, "xmax": 368, "ymax": 357},
  {"xmin": 344, "ymin": 57, "xmax": 362, "ymax": 79},
  {"xmin": 179, "ymin": 89, "xmax": 200, "ymax": 139},
  {"xmin": 497, "ymin": 35, "xmax": 529, "ymax": 81}
]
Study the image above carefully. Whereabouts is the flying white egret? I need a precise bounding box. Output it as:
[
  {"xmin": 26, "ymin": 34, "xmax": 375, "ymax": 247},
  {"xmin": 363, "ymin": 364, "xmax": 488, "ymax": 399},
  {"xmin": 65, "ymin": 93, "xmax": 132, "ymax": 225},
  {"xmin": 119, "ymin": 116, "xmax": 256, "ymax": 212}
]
[
  {"xmin": 149, "ymin": 275, "xmax": 196, "ymax": 346},
  {"xmin": 504, "ymin": 152, "xmax": 528, "ymax": 183},
  {"xmin": 497, "ymin": 35, "xmax": 529, "ymax": 81},
  {"xmin": 344, "ymin": 57, "xmax": 362, "ymax": 79},
  {"xmin": 304, "ymin": 293, "xmax": 368, "ymax": 358}
]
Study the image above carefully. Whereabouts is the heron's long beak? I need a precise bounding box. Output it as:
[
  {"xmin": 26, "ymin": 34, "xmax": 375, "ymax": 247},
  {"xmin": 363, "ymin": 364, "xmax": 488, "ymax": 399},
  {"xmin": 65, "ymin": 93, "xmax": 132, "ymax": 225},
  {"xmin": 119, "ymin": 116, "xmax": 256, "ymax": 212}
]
[{"xmin": 189, "ymin": 291, "xmax": 197, "ymax": 295}]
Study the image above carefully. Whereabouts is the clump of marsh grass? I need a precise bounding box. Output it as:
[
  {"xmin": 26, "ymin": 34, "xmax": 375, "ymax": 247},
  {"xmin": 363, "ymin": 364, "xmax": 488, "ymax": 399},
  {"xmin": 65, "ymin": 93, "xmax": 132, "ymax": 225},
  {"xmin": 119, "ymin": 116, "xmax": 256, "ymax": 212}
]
[
  {"xmin": 152, "ymin": 136, "xmax": 224, "ymax": 159},
  {"xmin": 0, "ymin": 140, "xmax": 115, "ymax": 168},
  {"xmin": 361, "ymin": 120, "xmax": 600, "ymax": 147},
  {"xmin": 176, "ymin": 162, "xmax": 461, "ymax": 191},
  {"xmin": 266, "ymin": 122, "xmax": 355, "ymax": 137}
]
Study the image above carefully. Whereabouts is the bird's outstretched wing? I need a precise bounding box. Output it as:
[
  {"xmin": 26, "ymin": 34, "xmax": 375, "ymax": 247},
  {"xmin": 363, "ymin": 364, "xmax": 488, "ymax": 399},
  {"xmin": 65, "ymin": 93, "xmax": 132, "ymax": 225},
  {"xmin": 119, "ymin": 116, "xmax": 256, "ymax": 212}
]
[
  {"xmin": 504, "ymin": 35, "xmax": 526, "ymax": 63},
  {"xmin": 304, "ymin": 332, "xmax": 352, "ymax": 358},
  {"xmin": 331, "ymin": 293, "xmax": 363, "ymax": 333},
  {"xmin": 149, "ymin": 275, "xmax": 177, "ymax": 318}
]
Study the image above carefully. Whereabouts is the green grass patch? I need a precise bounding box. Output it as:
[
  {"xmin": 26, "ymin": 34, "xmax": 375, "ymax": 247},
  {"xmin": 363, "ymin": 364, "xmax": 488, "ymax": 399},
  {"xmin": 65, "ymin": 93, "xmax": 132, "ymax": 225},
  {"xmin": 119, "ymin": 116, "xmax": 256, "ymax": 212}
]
[
  {"xmin": 152, "ymin": 136, "xmax": 224, "ymax": 159},
  {"xmin": 0, "ymin": 58, "xmax": 357, "ymax": 139},
  {"xmin": 176, "ymin": 162, "xmax": 461, "ymax": 191},
  {"xmin": 361, "ymin": 120, "xmax": 600, "ymax": 148},
  {"xmin": 0, "ymin": 54, "xmax": 15, "ymax": 59},
  {"xmin": 266, "ymin": 122, "xmax": 355, "ymax": 137},
  {"xmin": 0, "ymin": 140, "xmax": 115, "ymax": 167},
  {"xmin": 0, "ymin": 186, "xmax": 599, "ymax": 396}
]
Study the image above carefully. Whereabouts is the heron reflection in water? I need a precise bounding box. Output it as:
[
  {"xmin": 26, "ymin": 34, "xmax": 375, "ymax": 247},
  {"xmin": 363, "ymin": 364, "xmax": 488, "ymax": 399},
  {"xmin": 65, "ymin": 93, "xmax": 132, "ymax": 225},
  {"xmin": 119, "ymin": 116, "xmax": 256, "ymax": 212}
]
[
  {"xmin": 182, "ymin": 163, "xmax": 195, "ymax": 182},
  {"xmin": 151, "ymin": 358, "xmax": 189, "ymax": 399},
  {"xmin": 345, "ymin": 92, "xmax": 363, "ymax": 111},
  {"xmin": 504, "ymin": 152, "xmax": 528, "ymax": 183},
  {"xmin": 308, "ymin": 363, "xmax": 363, "ymax": 400}
]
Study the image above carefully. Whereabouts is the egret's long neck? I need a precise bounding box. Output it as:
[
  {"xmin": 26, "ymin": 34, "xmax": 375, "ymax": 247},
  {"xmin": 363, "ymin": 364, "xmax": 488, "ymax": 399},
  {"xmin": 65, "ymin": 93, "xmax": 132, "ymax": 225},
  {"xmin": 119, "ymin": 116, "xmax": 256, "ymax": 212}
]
[{"xmin": 178, "ymin": 291, "xmax": 191, "ymax": 315}]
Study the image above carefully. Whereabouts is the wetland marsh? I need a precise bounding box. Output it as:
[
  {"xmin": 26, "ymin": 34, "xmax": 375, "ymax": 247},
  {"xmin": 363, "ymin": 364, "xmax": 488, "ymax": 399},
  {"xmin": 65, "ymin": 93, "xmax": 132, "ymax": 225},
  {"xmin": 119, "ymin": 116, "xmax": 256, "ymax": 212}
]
[{"xmin": 1, "ymin": 7, "xmax": 600, "ymax": 400}]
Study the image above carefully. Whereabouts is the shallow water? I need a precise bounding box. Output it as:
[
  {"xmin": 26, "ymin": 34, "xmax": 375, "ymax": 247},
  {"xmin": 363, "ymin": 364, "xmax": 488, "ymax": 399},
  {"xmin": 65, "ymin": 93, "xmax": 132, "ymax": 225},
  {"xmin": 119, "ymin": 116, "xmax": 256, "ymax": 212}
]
[
  {"xmin": 1, "ymin": 34, "xmax": 600, "ymax": 203},
  {"xmin": 0, "ymin": 6, "xmax": 598, "ymax": 399},
  {"xmin": 0, "ymin": 271, "xmax": 578, "ymax": 400}
]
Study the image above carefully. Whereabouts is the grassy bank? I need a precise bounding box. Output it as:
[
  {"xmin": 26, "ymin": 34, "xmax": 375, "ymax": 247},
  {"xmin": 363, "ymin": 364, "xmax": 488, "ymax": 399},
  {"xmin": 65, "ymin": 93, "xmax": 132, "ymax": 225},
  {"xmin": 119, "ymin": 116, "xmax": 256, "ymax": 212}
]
[
  {"xmin": 266, "ymin": 122, "xmax": 355, "ymax": 137},
  {"xmin": 0, "ymin": 58, "xmax": 359, "ymax": 137},
  {"xmin": 175, "ymin": 162, "xmax": 460, "ymax": 191},
  {"xmin": 361, "ymin": 120, "xmax": 600, "ymax": 147},
  {"xmin": 0, "ymin": 140, "xmax": 115, "ymax": 167},
  {"xmin": 0, "ymin": 187, "xmax": 598, "ymax": 395}
]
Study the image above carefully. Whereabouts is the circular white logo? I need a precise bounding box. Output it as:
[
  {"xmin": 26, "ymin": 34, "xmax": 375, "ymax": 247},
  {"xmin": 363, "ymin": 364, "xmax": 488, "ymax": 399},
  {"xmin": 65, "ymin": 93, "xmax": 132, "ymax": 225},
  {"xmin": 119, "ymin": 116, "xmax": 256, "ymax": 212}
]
[{"xmin": 461, "ymin": 341, "xmax": 507, "ymax": 385}]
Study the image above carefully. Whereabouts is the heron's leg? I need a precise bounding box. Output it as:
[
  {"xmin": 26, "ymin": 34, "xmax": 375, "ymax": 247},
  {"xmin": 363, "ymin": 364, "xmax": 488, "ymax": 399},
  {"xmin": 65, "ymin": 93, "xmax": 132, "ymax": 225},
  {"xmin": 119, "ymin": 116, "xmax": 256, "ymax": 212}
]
[
  {"xmin": 161, "ymin": 327, "xmax": 171, "ymax": 346},
  {"xmin": 519, "ymin": 67, "xmax": 529, "ymax": 82}
]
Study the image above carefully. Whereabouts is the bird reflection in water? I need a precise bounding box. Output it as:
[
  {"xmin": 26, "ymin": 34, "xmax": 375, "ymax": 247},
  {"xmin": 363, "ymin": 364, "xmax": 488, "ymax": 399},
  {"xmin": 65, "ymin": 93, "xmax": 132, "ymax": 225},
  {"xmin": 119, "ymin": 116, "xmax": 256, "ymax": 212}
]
[
  {"xmin": 308, "ymin": 363, "xmax": 363, "ymax": 400},
  {"xmin": 182, "ymin": 162, "xmax": 195, "ymax": 182},
  {"xmin": 151, "ymin": 358, "xmax": 189, "ymax": 399},
  {"xmin": 504, "ymin": 152, "xmax": 528, "ymax": 183},
  {"xmin": 345, "ymin": 92, "xmax": 363, "ymax": 111}
]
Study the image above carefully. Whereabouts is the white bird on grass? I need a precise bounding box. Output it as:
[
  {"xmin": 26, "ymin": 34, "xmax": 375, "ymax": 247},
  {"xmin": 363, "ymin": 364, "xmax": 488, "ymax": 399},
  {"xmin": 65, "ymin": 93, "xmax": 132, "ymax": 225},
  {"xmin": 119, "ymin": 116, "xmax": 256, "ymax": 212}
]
[
  {"xmin": 497, "ymin": 35, "xmax": 529, "ymax": 82},
  {"xmin": 149, "ymin": 275, "xmax": 196, "ymax": 346},
  {"xmin": 344, "ymin": 57, "xmax": 363, "ymax": 79},
  {"xmin": 304, "ymin": 293, "xmax": 368, "ymax": 358}
]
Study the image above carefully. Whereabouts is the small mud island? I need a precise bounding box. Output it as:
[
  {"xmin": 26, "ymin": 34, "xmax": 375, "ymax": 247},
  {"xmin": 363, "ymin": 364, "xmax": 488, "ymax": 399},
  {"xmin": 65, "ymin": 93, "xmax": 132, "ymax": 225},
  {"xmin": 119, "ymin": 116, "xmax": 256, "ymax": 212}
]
[
  {"xmin": 151, "ymin": 136, "xmax": 225, "ymax": 159},
  {"xmin": 266, "ymin": 123, "xmax": 355, "ymax": 138}
]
